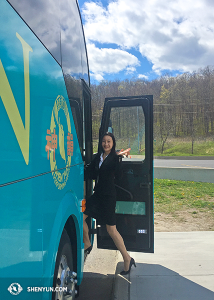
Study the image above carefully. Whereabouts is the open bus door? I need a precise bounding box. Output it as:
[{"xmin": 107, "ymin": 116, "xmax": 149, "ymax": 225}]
[{"xmin": 97, "ymin": 95, "xmax": 154, "ymax": 253}]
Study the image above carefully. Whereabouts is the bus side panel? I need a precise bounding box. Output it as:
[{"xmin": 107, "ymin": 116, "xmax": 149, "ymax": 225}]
[
  {"xmin": 42, "ymin": 187, "xmax": 84, "ymax": 292},
  {"xmin": 0, "ymin": 1, "xmax": 84, "ymax": 298},
  {"xmin": 0, "ymin": 0, "xmax": 82, "ymax": 184},
  {"xmin": 0, "ymin": 173, "xmax": 84, "ymax": 299}
]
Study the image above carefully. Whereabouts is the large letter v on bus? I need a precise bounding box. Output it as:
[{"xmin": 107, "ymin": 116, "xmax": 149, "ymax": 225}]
[{"xmin": 0, "ymin": 33, "xmax": 33, "ymax": 165}]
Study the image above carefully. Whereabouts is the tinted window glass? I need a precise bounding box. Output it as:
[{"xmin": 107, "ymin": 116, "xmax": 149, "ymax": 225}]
[
  {"xmin": 110, "ymin": 106, "xmax": 146, "ymax": 160},
  {"xmin": 60, "ymin": 0, "xmax": 82, "ymax": 79},
  {"xmin": 8, "ymin": 0, "xmax": 61, "ymax": 64},
  {"xmin": 79, "ymin": 29, "xmax": 89, "ymax": 85},
  {"xmin": 78, "ymin": 7, "xmax": 89, "ymax": 85}
]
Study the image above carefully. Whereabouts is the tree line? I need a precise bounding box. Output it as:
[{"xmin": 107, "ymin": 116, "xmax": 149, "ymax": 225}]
[{"xmin": 90, "ymin": 66, "xmax": 214, "ymax": 153}]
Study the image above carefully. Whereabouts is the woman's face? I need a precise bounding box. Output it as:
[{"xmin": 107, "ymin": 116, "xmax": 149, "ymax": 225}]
[{"xmin": 102, "ymin": 135, "xmax": 113, "ymax": 154}]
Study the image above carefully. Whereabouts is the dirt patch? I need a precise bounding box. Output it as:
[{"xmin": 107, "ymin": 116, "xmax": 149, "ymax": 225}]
[{"xmin": 154, "ymin": 209, "xmax": 214, "ymax": 232}]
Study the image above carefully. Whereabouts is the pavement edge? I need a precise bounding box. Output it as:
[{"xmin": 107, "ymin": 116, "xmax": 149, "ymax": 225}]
[{"xmin": 112, "ymin": 251, "xmax": 130, "ymax": 300}]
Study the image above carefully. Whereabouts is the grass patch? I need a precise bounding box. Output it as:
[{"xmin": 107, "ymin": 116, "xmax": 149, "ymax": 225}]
[
  {"xmin": 154, "ymin": 138, "xmax": 214, "ymax": 156},
  {"xmin": 154, "ymin": 179, "xmax": 214, "ymax": 214}
]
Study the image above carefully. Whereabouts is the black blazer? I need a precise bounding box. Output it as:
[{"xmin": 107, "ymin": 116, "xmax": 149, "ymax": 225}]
[{"xmin": 85, "ymin": 152, "xmax": 122, "ymax": 196}]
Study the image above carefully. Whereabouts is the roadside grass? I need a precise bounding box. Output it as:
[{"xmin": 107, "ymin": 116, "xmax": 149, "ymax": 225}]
[
  {"xmin": 154, "ymin": 179, "xmax": 214, "ymax": 215},
  {"xmin": 154, "ymin": 138, "xmax": 214, "ymax": 156}
]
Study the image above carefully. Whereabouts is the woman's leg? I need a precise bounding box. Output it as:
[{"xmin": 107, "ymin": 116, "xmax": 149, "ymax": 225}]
[
  {"xmin": 83, "ymin": 214, "xmax": 91, "ymax": 250},
  {"xmin": 106, "ymin": 225, "xmax": 131, "ymax": 271}
]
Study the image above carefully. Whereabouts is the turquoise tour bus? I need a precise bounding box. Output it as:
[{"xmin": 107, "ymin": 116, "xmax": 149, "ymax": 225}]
[
  {"xmin": 0, "ymin": 0, "xmax": 93, "ymax": 299},
  {"xmin": 0, "ymin": 0, "xmax": 154, "ymax": 299}
]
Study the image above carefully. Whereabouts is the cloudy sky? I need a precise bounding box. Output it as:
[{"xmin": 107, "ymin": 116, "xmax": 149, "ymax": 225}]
[{"xmin": 78, "ymin": 0, "xmax": 214, "ymax": 83}]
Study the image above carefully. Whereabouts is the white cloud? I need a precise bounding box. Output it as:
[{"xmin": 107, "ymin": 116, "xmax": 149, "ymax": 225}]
[
  {"xmin": 138, "ymin": 74, "xmax": 148, "ymax": 80},
  {"xmin": 87, "ymin": 43, "xmax": 140, "ymax": 77},
  {"xmin": 126, "ymin": 66, "xmax": 136, "ymax": 74},
  {"xmin": 90, "ymin": 73, "xmax": 104, "ymax": 81},
  {"xmin": 82, "ymin": 0, "xmax": 214, "ymax": 75}
]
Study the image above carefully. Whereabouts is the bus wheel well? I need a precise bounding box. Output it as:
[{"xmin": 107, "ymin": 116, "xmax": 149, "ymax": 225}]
[{"xmin": 64, "ymin": 216, "xmax": 78, "ymax": 273}]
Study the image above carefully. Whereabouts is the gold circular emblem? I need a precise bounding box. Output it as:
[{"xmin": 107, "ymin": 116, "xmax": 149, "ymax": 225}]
[{"xmin": 46, "ymin": 95, "xmax": 73, "ymax": 190}]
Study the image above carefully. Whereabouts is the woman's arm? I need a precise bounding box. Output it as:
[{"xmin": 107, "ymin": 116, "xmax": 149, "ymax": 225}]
[{"xmin": 116, "ymin": 148, "xmax": 131, "ymax": 157}]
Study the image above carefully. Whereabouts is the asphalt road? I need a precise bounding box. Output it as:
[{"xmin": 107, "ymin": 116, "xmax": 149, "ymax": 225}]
[
  {"xmin": 78, "ymin": 237, "xmax": 118, "ymax": 300},
  {"xmin": 124, "ymin": 156, "xmax": 214, "ymax": 169},
  {"xmin": 154, "ymin": 159, "xmax": 214, "ymax": 169}
]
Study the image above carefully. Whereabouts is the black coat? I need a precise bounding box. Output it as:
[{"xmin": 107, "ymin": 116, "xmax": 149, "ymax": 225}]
[
  {"xmin": 85, "ymin": 151, "xmax": 122, "ymax": 196},
  {"xmin": 84, "ymin": 151, "xmax": 123, "ymax": 225}
]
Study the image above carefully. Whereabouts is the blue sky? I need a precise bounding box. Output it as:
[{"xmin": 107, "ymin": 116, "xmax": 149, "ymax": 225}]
[{"xmin": 78, "ymin": 0, "xmax": 214, "ymax": 83}]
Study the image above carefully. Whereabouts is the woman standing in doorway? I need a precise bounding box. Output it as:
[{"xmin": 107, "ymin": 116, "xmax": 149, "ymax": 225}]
[{"xmin": 83, "ymin": 132, "xmax": 136, "ymax": 275}]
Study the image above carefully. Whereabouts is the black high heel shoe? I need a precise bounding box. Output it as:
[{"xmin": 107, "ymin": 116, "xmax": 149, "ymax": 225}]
[
  {"xmin": 120, "ymin": 258, "xmax": 136, "ymax": 275},
  {"xmin": 84, "ymin": 245, "xmax": 92, "ymax": 262},
  {"xmin": 84, "ymin": 245, "xmax": 92, "ymax": 255}
]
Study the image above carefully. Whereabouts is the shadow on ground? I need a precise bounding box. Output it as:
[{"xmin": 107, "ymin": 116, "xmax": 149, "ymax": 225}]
[
  {"xmin": 78, "ymin": 272, "xmax": 115, "ymax": 300},
  {"xmin": 116, "ymin": 262, "xmax": 214, "ymax": 300}
]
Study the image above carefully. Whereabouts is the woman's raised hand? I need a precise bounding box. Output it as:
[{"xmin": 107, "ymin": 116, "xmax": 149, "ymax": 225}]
[{"xmin": 117, "ymin": 148, "xmax": 131, "ymax": 157}]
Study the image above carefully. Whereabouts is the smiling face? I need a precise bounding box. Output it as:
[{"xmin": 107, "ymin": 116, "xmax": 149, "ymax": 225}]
[{"xmin": 102, "ymin": 135, "xmax": 114, "ymax": 155}]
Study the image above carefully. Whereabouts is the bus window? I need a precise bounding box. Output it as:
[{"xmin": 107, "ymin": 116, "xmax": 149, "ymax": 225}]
[
  {"xmin": 8, "ymin": 0, "xmax": 61, "ymax": 64},
  {"xmin": 110, "ymin": 106, "xmax": 146, "ymax": 161},
  {"xmin": 77, "ymin": 3, "xmax": 90, "ymax": 86},
  {"xmin": 60, "ymin": 0, "xmax": 82, "ymax": 80}
]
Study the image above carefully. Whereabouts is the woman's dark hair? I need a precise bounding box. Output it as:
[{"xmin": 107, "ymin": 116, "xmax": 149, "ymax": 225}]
[{"xmin": 101, "ymin": 132, "xmax": 116, "ymax": 153}]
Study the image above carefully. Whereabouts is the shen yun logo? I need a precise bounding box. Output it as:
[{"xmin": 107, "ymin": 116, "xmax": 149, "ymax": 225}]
[
  {"xmin": 45, "ymin": 95, "xmax": 73, "ymax": 190},
  {"xmin": 8, "ymin": 283, "xmax": 23, "ymax": 295}
]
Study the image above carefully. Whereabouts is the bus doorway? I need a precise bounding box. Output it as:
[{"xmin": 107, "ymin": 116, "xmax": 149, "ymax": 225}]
[{"xmin": 97, "ymin": 95, "xmax": 154, "ymax": 253}]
